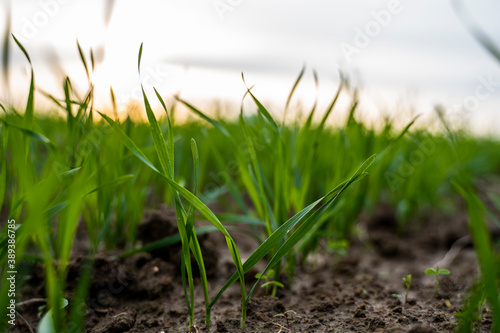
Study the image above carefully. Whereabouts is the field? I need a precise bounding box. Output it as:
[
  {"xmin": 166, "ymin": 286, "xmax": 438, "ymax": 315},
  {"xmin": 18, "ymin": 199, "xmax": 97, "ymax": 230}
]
[{"xmin": 1, "ymin": 40, "xmax": 500, "ymax": 333}]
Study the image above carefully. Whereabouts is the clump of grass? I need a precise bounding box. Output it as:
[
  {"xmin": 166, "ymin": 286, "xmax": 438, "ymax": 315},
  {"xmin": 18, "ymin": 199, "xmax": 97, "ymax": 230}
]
[
  {"xmin": 454, "ymin": 184, "xmax": 500, "ymax": 332},
  {"xmin": 177, "ymin": 68, "xmax": 401, "ymax": 297},
  {"xmin": 93, "ymin": 44, "xmax": 376, "ymax": 329}
]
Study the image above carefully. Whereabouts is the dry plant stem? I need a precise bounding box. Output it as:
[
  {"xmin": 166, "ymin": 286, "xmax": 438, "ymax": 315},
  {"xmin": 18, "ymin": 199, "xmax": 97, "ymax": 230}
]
[
  {"xmin": 435, "ymin": 275, "xmax": 440, "ymax": 298},
  {"xmin": 16, "ymin": 311, "xmax": 34, "ymax": 333},
  {"xmin": 16, "ymin": 298, "xmax": 47, "ymax": 307}
]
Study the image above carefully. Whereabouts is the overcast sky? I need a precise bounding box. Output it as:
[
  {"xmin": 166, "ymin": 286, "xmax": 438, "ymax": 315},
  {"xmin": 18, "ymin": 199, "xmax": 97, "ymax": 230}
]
[{"xmin": 1, "ymin": 0, "xmax": 500, "ymax": 131}]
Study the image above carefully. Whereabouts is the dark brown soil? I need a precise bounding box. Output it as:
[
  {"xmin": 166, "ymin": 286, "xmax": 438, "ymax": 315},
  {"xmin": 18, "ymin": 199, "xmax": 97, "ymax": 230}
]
[{"xmin": 11, "ymin": 205, "xmax": 493, "ymax": 332}]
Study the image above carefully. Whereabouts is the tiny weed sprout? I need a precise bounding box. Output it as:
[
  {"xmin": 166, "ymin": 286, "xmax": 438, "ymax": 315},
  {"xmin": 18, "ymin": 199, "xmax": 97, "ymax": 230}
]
[
  {"xmin": 425, "ymin": 267, "xmax": 450, "ymax": 298},
  {"xmin": 273, "ymin": 310, "xmax": 296, "ymax": 330},
  {"xmin": 327, "ymin": 239, "xmax": 349, "ymax": 257},
  {"xmin": 255, "ymin": 269, "xmax": 284, "ymax": 295},
  {"xmin": 261, "ymin": 281, "xmax": 285, "ymax": 294},
  {"xmin": 403, "ymin": 274, "xmax": 411, "ymax": 305}
]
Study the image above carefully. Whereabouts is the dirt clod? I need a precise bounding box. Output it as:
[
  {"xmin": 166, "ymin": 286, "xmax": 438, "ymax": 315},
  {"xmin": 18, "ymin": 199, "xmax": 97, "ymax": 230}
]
[{"xmin": 91, "ymin": 310, "xmax": 136, "ymax": 333}]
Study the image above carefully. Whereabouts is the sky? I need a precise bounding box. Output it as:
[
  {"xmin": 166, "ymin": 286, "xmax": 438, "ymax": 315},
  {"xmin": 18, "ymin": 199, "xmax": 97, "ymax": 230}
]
[{"xmin": 1, "ymin": 0, "xmax": 500, "ymax": 132}]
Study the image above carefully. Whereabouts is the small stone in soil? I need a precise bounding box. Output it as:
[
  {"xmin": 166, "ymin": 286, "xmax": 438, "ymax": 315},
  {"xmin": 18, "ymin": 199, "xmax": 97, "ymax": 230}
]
[
  {"xmin": 312, "ymin": 301, "xmax": 336, "ymax": 313},
  {"xmin": 255, "ymin": 311, "xmax": 270, "ymax": 322}
]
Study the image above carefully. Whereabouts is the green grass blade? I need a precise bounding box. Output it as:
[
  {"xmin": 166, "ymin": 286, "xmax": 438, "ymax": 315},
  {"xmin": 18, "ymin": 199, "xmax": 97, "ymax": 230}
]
[
  {"xmin": 241, "ymin": 73, "xmax": 279, "ymax": 133},
  {"xmin": 239, "ymin": 113, "xmax": 269, "ymax": 232},
  {"xmin": 137, "ymin": 47, "xmax": 172, "ymax": 177},
  {"xmin": 90, "ymin": 47, "xmax": 95, "ymax": 73},
  {"xmin": 205, "ymin": 139, "xmax": 248, "ymax": 214},
  {"xmin": 455, "ymin": 280, "xmax": 486, "ymax": 333},
  {"xmin": 67, "ymin": 258, "xmax": 93, "ymax": 332},
  {"xmin": 179, "ymin": 246, "xmax": 193, "ymax": 325},
  {"xmin": 57, "ymin": 174, "xmax": 88, "ymax": 273},
  {"xmin": 318, "ymin": 81, "xmax": 343, "ymax": 130},
  {"xmin": 454, "ymin": 183, "xmax": 500, "ymax": 329},
  {"xmin": 154, "ymin": 88, "xmax": 174, "ymax": 173},
  {"xmin": 98, "ymin": 112, "xmax": 159, "ymax": 172},
  {"xmin": 85, "ymin": 175, "xmax": 134, "ymax": 195},
  {"xmin": 110, "ymin": 86, "xmax": 119, "ymax": 121},
  {"xmin": 2, "ymin": 10, "xmax": 11, "ymax": 90},
  {"xmin": 64, "ymin": 78, "xmax": 74, "ymax": 128},
  {"xmin": 283, "ymin": 65, "xmax": 306, "ymax": 127},
  {"xmin": 453, "ymin": 0, "xmax": 500, "ymax": 63},
  {"xmin": 45, "ymin": 202, "xmax": 70, "ymax": 219},
  {"xmin": 175, "ymin": 97, "xmax": 232, "ymax": 139},
  {"xmin": 195, "ymin": 214, "xmax": 266, "ymax": 226},
  {"xmin": 303, "ymin": 69, "xmax": 319, "ymax": 131},
  {"xmin": 158, "ymin": 172, "xmax": 241, "ymax": 241},
  {"xmin": 119, "ymin": 226, "xmax": 217, "ymax": 258},
  {"xmin": 0, "ymin": 122, "xmax": 8, "ymax": 216},
  {"xmin": 137, "ymin": 43, "xmax": 143, "ymax": 74},
  {"xmin": 11, "ymin": 34, "xmax": 31, "ymax": 64},
  {"xmin": 171, "ymin": 198, "xmax": 195, "ymax": 327},
  {"xmin": 0, "ymin": 119, "xmax": 54, "ymax": 147},
  {"xmin": 141, "ymin": 88, "xmax": 171, "ymax": 176},
  {"xmin": 185, "ymin": 138, "xmax": 199, "ymax": 238},
  {"xmin": 375, "ymin": 115, "xmax": 420, "ymax": 162},
  {"xmin": 12, "ymin": 34, "xmax": 35, "ymax": 160},
  {"xmin": 76, "ymin": 40, "xmax": 90, "ymax": 81}
]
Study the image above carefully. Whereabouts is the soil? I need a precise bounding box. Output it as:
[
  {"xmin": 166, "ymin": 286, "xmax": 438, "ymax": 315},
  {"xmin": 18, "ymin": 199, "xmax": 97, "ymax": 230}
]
[{"xmin": 10, "ymin": 204, "xmax": 494, "ymax": 333}]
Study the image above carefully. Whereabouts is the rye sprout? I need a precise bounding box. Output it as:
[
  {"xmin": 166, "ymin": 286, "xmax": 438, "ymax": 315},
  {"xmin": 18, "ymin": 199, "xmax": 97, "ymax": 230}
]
[{"xmin": 403, "ymin": 274, "xmax": 411, "ymax": 305}]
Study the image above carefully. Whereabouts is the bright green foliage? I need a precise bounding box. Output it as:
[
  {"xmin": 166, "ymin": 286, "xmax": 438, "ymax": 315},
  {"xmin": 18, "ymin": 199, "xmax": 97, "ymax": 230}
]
[{"xmin": 454, "ymin": 185, "xmax": 500, "ymax": 332}]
